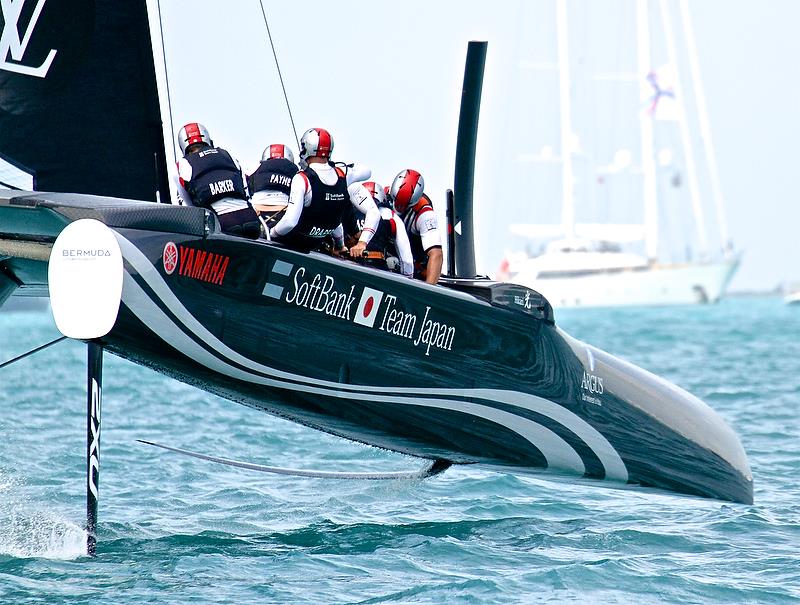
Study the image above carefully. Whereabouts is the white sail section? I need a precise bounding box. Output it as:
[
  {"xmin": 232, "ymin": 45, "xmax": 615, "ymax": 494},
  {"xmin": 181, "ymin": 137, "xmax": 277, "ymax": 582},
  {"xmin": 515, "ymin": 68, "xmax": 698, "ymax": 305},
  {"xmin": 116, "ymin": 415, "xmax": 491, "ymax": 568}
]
[
  {"xmin": 0, "ymin": 158, "xmax": 33, "ymax": 190},
  {"xmin": 145, "ymin": 0, "xmax": 179, "ymax": 205}
]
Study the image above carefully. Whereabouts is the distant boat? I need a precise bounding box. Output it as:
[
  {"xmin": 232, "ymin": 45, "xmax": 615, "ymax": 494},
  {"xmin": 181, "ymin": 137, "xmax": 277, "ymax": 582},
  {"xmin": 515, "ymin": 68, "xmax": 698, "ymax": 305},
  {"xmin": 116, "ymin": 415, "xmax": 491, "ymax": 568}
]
[
  {"xmin": 500, "ymin": 0, "xmax": 739, "ymax": 308},
  {"xmin": 785, "ymin": 291, "xmax": 800, "ymax": 305}
]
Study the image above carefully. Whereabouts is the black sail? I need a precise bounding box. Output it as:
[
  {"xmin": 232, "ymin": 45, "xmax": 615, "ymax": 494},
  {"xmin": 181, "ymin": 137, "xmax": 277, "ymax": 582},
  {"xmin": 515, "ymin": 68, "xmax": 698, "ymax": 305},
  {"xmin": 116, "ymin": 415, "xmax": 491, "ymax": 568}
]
[{"xmin": 0, "ymin": 0, "xmax": 169, "ymax": 202}]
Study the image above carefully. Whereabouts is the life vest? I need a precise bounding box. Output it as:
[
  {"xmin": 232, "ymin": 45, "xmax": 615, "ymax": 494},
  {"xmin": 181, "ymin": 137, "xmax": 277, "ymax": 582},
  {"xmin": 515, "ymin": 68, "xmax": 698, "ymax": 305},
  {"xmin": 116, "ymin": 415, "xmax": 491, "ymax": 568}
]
[
  {"xmin": 292, "ymin": 163, "xmax": 350, "ymax": 239},
  {"xmin": 248, "ymin": 157, "xmax": 298, "ymax": 196},
  {"xmin": 343, "ymin": 204, "xmax": 396, "ymax": 256},
  {"xmin": 184, "ymin": 147, "xmax": 247, "ymax": 208}
]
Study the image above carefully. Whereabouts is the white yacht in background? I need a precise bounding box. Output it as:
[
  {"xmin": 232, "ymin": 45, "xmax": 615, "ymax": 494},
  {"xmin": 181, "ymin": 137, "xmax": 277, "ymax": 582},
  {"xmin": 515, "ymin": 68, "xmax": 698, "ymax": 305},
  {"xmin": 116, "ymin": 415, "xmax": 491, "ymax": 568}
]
[
  {"xmin": 505, "ymin": 237, "xmax": 737, "ymax": 308},
  {"xmin": 501, "ymin": 0, "xmax": 739, "ymax": 308}
]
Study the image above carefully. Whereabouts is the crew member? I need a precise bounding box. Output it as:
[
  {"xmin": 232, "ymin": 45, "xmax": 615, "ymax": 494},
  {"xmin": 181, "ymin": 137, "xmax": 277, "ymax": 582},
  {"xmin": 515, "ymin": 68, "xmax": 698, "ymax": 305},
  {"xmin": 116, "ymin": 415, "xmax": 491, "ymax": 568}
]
[
  {"xmin": 269, "ymin": 128, "xmax": 380, "ymax": 254},
  {"xmin": 175, "ymin": 122, "xmax": 260, "ymax": 238},
  {"xmin": 343, "ymin": 181, "xmax": 413, "ymax": 277},
  {"xmin": 389, "ymin": 169, "xmax": 443, "ymax": 284},
  {"xmin": 248, "ymin": 143, "xmax": 298, "ymax": 233}
]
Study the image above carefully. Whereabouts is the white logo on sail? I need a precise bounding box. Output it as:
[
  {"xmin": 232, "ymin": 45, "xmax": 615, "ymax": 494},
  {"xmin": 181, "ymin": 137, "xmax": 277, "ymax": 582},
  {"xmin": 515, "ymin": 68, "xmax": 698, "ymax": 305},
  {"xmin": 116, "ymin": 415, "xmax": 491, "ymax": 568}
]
[{"xmin": 0, "ymin": 0, "xmax": 57, "ymax": 78}]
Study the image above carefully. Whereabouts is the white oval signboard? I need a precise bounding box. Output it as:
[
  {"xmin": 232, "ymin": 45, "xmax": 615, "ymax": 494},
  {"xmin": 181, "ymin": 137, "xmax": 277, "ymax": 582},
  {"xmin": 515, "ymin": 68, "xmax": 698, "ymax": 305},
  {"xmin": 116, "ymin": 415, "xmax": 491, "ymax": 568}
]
[{"xmin": 48, "ymin": 219, "xmax": 123, "ymax": 339}]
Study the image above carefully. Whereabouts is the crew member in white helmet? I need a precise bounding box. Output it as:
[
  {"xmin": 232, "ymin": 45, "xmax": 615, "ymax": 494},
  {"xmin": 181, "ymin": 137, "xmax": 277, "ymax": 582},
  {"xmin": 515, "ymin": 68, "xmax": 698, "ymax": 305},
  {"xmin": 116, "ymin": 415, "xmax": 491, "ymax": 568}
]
[
  {"xmin": 174, "ymin": 122, "xmax": 260, "ymax": 238},
  {"xmin": 269, "ymin": 127, "xmax": 380, "ymax": 255}
]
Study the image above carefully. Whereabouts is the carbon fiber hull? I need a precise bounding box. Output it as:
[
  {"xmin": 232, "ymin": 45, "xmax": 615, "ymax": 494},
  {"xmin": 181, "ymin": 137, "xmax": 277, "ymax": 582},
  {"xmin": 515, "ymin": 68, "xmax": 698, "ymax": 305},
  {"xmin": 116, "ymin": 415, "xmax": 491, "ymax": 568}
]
[{"xmin": 0, "ymin": 191, "xmax": 753, "ymax": 504}]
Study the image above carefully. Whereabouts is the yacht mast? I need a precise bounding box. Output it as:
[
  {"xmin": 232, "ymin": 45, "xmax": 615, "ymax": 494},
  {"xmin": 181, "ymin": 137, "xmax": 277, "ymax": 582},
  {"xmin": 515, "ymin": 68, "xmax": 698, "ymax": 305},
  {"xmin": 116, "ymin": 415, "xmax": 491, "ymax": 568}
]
[
  {"xmin": 556, "ymin": 0, "xmax": 575, "ymax": 239},
  {"xmin": 679, "ymin": 0, "xmax": 730, "ymax": 252},
  {"xmin": 637, "ymin": 0, "xmax": 659, "ymax": 260},
  {"xmin": 658, "ymin": 0, "xmax": 709, "ymax": 253}
]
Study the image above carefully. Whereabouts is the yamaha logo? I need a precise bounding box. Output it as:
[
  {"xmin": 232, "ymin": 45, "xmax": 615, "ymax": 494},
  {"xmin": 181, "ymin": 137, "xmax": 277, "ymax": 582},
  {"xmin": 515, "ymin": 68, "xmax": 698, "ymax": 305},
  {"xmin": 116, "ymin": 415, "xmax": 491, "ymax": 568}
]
[
  {"xmin": 163, "ymin": 242, "xmax": 178, "ymax": 275},
  {"xmin": 172, "ymin": 245, "xmax": 230, "ymax": 285}
]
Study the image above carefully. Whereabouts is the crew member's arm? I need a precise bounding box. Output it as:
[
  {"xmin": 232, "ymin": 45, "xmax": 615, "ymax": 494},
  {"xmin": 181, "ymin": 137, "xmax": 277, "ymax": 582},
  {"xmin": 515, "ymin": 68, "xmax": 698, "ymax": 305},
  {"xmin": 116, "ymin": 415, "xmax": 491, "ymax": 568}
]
[
  {"xmin": 234, "ymin": 157, "xmax": 250, "ymax": 198},
  {"xmin": 174, "ymin": 159, "xmax": 193, "ymax": 205},
  {"xmin": 348, "ymin": 183, "xmax": 379, "ymax": 257},
  {"xmin": 416, "ymin": 209, "xmax": 443, "ymax": 284},
  {"xmin": 332, "ymin": 224, "xmax": 347, "ymax": 255},
  {"xmin": 269, "ymin": 172, "xmax": 309, "ymax": 238},
  {"xmin": 425, "ymin": 247, "xmax": 444, "ymax": 284},
  {"xmin": 344, "ymin": 162, "xmax": 372, "ymax": 185},
  {"xmin": 386, "ymin": 209, "xmax": 414, "ymax": 278}
]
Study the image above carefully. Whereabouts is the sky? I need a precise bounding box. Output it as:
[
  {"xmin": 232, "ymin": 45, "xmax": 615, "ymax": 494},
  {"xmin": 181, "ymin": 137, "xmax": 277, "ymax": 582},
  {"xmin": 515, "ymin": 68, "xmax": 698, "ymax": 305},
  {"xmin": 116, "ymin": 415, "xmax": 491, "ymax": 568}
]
[{"xmin": 151, "ymin": 0, "xmax": 800, "ymax": 293}]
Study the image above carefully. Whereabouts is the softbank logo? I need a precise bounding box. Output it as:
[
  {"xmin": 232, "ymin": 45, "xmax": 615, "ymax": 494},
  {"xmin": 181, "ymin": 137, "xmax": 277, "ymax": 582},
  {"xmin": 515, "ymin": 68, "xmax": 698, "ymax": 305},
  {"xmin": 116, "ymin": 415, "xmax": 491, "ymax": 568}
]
[{"xmin": 0, "ymin": 0, "xmax": 57, "ymax": 78}]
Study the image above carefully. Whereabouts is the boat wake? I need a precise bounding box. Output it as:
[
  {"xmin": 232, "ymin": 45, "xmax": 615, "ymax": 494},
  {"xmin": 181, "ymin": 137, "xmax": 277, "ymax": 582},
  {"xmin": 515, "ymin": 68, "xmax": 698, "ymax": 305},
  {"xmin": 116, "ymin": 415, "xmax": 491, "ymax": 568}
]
[{"xmin": 0, "ymin": 474, "xmax": 86, "ymax": 560}]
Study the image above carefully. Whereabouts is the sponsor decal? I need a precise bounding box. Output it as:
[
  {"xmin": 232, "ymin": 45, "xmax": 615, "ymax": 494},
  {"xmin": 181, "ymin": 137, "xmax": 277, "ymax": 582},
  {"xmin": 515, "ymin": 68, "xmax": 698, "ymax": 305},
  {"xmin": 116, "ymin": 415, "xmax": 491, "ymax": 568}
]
[
  {"xmin": 307, "ymin": 226, "xmax": 334, "ymax": 238},
  {"xmin": 413, "ymin": 305, "xmax": 455, "ymax": 356},
  {"xmin": 580, "ymin": 347, "xmax": 603, "ymax": 406},
  {"xmin": 61, "ymin": 248, "xmax": 113, "ymax": 259},
  {"xmin": 279, "ymin": 266, "xmax": 456, "ymax": 356},
  {"xmin": 324, "ymin": 192, "xmax": 346, "ymax": 202},
  {"xmin": 284, "ymin": 267, "xmax": 356, "ymax": 320},
  {"xmin": 514, "ymin": 291, "xmax": 533, "ymax": 310},
  {"xmin": 170, "ymin": 245, "xmax": 230, "ymax": 285},
  {"xmin": 163, "ymin": 242, "xmax": 178, "ymax": 275},
  {"xmin": 88, "ymin": 377, "xmax": 101, "ymax": 499},
  {"xmin": 262, "ymin": 259, "xmax": 294, "ymax": 299},
  {"xmin": 377, "ymin": 295, "xmax": 455, "ymax": 356},
  {"xmin": 0, "ymin": 0, "xmax": 57, "ymax": 78}
]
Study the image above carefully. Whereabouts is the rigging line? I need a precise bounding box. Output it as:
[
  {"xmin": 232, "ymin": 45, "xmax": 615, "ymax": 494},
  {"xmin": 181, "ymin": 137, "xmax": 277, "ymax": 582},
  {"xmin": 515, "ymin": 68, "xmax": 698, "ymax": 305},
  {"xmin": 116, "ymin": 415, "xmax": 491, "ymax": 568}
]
[
  {"xmin": 0, "ymin": 180, "xmax": 22, "ymax": 190},
  {"xmin": 0, "ymin": 336, "xmax": 67, "ymax": 370},
  {"xmin": 156, "ymin": 0, "xmax": 177, "ymax": 167},
  {"xmin": 257, "ymin": 0, "xmax": 300, "ymax": 149}
]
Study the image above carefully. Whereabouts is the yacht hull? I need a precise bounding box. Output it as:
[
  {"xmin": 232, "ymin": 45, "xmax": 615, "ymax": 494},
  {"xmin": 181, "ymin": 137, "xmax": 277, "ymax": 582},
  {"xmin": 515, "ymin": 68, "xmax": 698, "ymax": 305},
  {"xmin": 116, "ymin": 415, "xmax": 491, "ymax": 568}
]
[{"xmin": 0, "ymin": 191, "xmax": 753, "ymax": 504}]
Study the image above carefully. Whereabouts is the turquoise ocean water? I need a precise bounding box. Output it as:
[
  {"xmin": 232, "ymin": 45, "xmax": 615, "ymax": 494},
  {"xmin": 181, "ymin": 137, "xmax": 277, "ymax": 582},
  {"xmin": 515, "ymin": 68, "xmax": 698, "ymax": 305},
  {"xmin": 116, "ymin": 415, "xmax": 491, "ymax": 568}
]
[{"xmin": 0, "ymin": 296, "xmax": 798, "ymax": 604}]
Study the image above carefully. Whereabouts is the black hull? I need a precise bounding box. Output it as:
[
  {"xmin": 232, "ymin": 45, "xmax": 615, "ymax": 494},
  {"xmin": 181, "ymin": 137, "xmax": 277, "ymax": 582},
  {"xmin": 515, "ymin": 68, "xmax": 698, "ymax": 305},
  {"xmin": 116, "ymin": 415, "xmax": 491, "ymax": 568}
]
[{"xmin": 0, "ymin": 192, "xmax": 753, "ymax": 504}]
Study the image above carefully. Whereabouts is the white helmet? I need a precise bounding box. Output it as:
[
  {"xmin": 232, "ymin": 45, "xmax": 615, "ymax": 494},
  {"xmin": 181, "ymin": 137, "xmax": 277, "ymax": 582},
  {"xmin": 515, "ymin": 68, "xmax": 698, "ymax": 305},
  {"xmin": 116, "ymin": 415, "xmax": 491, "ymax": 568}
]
[
  {"xmin": 261, "ymin": 143, "xmax": 295, "ymax": 164},
  {"xmin": 177, "ymin": 122, "xmax": 213, "ymax": 154},
  {"xmin": 362, "ymin": 181, "xmax": 388, "ymax": 207},
  {"xmin": 389, "ymin": 169, "xmax": 424, "ymax": 214},
  {"xmin": 299, "ymin": 128, "xmax": 333, "ymax": 164}
]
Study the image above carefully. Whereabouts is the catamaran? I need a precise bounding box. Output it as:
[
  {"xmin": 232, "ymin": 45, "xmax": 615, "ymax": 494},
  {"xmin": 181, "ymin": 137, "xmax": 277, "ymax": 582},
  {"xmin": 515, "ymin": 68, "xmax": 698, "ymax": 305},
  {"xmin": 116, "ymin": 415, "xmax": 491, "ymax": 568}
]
[
  {"xmin": 500, "ymin": 0, "xmax": 739, "ymax": 308},
  {"xmin": 0, "ymin": 0, "xmax": 751, "ymax": 556}
]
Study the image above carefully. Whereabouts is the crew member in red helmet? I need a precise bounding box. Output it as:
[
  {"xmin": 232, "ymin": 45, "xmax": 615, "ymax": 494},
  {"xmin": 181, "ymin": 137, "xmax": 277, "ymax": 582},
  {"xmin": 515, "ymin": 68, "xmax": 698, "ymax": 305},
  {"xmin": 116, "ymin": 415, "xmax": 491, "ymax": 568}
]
[
  {"xmin": 389, "ymin": 169, "xmax": 443, "ymax": 284},
  {"xmin": 268, "ymin": 128, "xmax": 379, "ymax": 254}
]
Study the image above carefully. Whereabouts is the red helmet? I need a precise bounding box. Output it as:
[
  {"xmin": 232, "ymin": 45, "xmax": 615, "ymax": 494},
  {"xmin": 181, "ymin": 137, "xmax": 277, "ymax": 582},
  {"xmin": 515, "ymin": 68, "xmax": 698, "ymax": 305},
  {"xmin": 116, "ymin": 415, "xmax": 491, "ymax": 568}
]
[
  {"xmin": 389, "ymin": 169, "xmax": 424, "ymax": 214},
  {"xmin": 299, "ymin": 128, "xmax": 333, "ymax": 164},
  {"xmin": 177, "ymin": 122, "xmax": 212, "ymax": 153},
  {"xmin": 362, "ymin": 181, "xmax": 387, "ymax": 207},
  {"xmin": 261, "ymin": 144, "xmax": 295, "ymax": 164}
]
